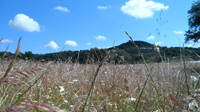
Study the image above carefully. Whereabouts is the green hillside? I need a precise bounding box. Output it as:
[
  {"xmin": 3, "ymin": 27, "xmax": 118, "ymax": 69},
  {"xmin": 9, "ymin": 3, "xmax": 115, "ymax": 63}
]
[{"xmin": 1, "ymin": 40, "xmax": 200, "ymax": 64}]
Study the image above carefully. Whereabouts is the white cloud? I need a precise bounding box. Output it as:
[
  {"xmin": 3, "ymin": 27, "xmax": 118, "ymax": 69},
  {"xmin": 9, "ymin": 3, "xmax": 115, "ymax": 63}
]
[
  {"xmin": 0, "ymin": 39, "xmax": 13, "ymax": 43},
  {"xmin": 45, "ymin": 41, "xmax": 59, "ymax": 50},
  {"xmin": 121, "ymin": 0, "xmax": 169, "ymax": 18},
  {"xmin": 173, "ymin": 30, "xmax": 184, "ymax": 35},
  {"xmin": 65, "ymin": 40, "xmax": 78, "ymax": 47},
  {"xmin": 86, "ymin": 42, "xmax": 91, "ymax": 45},
  {"xmin": 9, "ymin": 14, "xmax": 40, "ymax": 32},
  {"xmin": 95, "ymin": 35, "xmax": 106, "ymax": 40},
  {"xmin": 147, "ymin": 35, "xmax": 155, "ymax": 40},
  {"xmin": 54, "ymin": 6, "xmax": 69, "ymax": 12},
  {"xmin": 97, "ymin": 6, "xmax": 110, "ymax": 10},
  {"xmin": 154, "ymin": 41, "xmax": 163, "ymax": 46}
]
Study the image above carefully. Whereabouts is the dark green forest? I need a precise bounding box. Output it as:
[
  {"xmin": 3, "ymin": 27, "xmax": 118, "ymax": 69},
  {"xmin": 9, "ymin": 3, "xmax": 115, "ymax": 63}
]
[{"xmin": 1, "ymin": 41, "xmax": 200, "ymax": 64}]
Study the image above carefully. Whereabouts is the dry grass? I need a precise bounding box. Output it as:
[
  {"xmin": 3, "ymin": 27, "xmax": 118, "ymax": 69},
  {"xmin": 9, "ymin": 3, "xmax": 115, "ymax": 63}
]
[{"xmin": 0, "ymin": 58, "xmax": 199, "ymax": 111}]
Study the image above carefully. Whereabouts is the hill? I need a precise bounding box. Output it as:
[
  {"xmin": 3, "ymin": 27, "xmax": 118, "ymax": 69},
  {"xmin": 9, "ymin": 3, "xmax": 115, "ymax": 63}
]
[{"xmin": 1, "ymin": 40, "xmax": 200, "ymax": 63}]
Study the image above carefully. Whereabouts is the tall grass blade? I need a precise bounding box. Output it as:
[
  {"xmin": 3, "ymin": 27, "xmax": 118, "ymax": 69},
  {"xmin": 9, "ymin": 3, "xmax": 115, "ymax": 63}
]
[
  {"xmin": 0, "ymin": 37, "xmax": 22, "ymax": 83},
  {"xmin": 182, "ymin": 45, "xmax": 190, "ymax": 95},
  {"xmin": 11, "ymin": 67, "xmax": 50, "ymax": 106},
  {"xmin": 124, "ymin": 31, "xmax": 165, "ymax": 112},
  {"xmin": 135, "ymin": 75, "xmax": 149, "ymax": 111},
  {"xmin": 82, "ymin": 57, "xmax": 105, "ymax": 112}
]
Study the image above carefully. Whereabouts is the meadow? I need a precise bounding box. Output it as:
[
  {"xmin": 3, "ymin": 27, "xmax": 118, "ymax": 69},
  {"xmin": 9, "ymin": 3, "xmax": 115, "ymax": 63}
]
[
  {"xmin": 0, "ymin": 37, "xmax": 200, "ymax": 112},
  {"xmin": 0, "ymin": 58, "xmax": 200, "ymax": 112},
  {"xmin": 1, "ymin": 36, "xmax": 200, "ymax": 112}
]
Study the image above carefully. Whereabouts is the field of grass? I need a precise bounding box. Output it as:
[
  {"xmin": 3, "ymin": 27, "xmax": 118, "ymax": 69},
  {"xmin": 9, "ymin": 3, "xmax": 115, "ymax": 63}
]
[
  {"xmin": 1, "ymin": 58, "xmax": 200, "ymax": 111},
  {"xmin": 1, "ymin": 36, "xmax": 200, "ymax": 112}
]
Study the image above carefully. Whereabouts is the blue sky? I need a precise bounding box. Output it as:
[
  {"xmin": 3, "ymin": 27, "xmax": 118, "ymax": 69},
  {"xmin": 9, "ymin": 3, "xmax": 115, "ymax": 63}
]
[{"xmin": 0, "ymin": 0, "xmax": 196, "ymax": 54}]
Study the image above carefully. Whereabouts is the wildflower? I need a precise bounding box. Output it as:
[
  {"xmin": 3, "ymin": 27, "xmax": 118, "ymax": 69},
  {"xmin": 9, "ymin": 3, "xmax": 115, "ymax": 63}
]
[
  {"xmin": 108, "ymin": 102, "xmax": 112, "ymax": 106},
  {"xmin": 63, "ymin": 100, "xmax": 68, "ymax": 103},
  {"xmin": 69, "ymin": 105, "xmax": 74, "ymax": 108},
  {"xmin": 68, "ymin": 81, "xmax": 73, "ymax": 84},
  {"xmin": 190, "ymin": 76, "xmax": 198, "ymax": 81},
  {"xmin": 73, "ymin": 93, "xmax": 78, "ymax": 97},
  {"xmin": 153, "ymin": 109, "xmax": 162, "ymax": 112},
  {"xmin": 48, "ymin": 88, "xmax": 52, "ymax": 93},
  {"xmin": 69, "ymin": 79, "xmax": 78, "ymax": 84},
  {"xmin": 73, "ymin": 79, "xmax": 78, "ymax": 82},
  {"xmin": 10, "ymin": 77, "xmax": 14, "ymax": 79},
  {"xmin": 96, "ymin": 91, "xmax": 99, "ymax": 94},
  {"xmin": 58, "ymin": 86, "xmax": 64, "ymax": 93},
  {"xmin": 17, "ymin": 92, "xmax": 22, "ymax": 95},
  {"xmin": 126, "ymin": 96, "xmax": 136, "ymax": 103},
  {"xmin": 46, "ymin": 95, "xmax": 50, "ymax": 99},
  {"xmin": 114, "ymin": 103, "xmax": 117, "ymax": 109}
]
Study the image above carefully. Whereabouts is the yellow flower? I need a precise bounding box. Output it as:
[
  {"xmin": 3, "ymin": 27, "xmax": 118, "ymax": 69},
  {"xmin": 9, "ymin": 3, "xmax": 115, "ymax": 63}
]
[
  {"xmin": 57, "ymin": 86, "xmax": 64, "ymax": 93},
  {"xmin": 68, "ymin": 81, "xmax": 73, "ymax": 84},
  {"xmin": 73, "ymin": 93, "xmax": 78, "ymax": 97}
]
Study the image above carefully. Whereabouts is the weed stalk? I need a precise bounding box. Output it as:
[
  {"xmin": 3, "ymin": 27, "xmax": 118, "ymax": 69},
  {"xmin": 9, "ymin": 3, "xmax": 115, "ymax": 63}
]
[
  {"xmin": 82, "ymin": 57, "xmax": 105, "ymax": 112},
  {"xmin": 125, "ymin": 31, "xmax": 165, "ymax": 112},
  {"xmin": 11, "ymin": 67, "xmax": 50, "ymax": 106},
  {"xmin": 0, "ymin": 37, "xmax": 22, "ymax": 84},
  {"xmin": 182, "ymin": 45, "xmax": 190, "ymax": 95}
]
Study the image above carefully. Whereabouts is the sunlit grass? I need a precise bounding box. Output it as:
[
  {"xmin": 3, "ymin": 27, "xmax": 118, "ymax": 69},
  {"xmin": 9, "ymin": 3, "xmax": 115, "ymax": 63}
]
[
  {"xmin": 1, "ymin": 58, "xmax": 200, "ymax": 111},
  {"xmin": 1, "ymin": 38, "xmax": 200, "ymax": 111}
]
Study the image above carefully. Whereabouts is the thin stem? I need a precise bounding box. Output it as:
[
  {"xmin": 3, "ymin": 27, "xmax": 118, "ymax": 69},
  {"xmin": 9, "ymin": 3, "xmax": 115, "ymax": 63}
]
[
  {"xmin": 11, "ymin": 67, "xmax": 50, "ymax": 106},
  {"xmin": 182, "ymin": 46, "xmax": 190, "ymax": 95},
  {"xmin": 125, "ymin": 31, "xmax": 165, "ymax": 112},
  {"xmin": 82, "ymin": 57, "xmax": 105, "ymax": 112}
]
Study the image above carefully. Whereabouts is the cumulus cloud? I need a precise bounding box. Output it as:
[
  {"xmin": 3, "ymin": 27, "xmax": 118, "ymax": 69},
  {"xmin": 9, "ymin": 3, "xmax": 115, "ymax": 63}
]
[
  {"xmin": 65, "ymin": 40, "xmax": 78, "ymax": 47},
  {"xmin": 173, "ymin": 30, "xmax": 184, "ymax": 35},
  {"xmin": 45, "ymin": 41, "xmax": 59, "ymax": 50},
  {"xmin": 95, "ymin": 35, "xmax": 106, "ymax": 40},
  {"xmin": 86, "ymin": 42, "xmax": 91, "ymax": 45},
  {"xmin": 147, "ymin": 35, "xmax": 155, "ymax": 40},
  {"xmin": 0, "ymin": 39, "xmax": 13, "ymax": 43},
  {"xmin": 54, "ymin": 6, "xmax": 69, "ymax": 12},
  {"xmin": 121, "ymin": 0, "xmax": 169, "ymax": 18},
  {"xmin": 97, "ymin": 6, "xmax": 110, "ymax": 10},
  {"xmin": 9, "ymin": 14, "xmax": 40, "ymax": 32}
]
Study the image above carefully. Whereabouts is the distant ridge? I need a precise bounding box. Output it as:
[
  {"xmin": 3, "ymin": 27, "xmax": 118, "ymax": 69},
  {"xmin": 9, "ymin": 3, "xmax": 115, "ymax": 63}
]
[
  {"xmin": 0, "ymin": 40, "xmax": 200, "ymax": 63},
  {"xmin": 116, "ymin": 40, "xmax": 153, "ymax": 49}
]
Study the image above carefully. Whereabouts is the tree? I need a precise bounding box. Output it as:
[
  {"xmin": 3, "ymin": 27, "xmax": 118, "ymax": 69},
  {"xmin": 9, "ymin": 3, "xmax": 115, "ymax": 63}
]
[
  {"xmin": 24, "ymin": 51, "xmax": 35, "ymax": 60},
  {"xmin": 185, "ymin": 0, "xmax": 200, "ymax": 42}
]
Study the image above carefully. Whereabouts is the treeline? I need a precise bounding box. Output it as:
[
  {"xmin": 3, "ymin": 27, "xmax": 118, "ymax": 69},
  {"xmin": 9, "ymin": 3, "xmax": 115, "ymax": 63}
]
[{"xmin": 1, "ymin": 41, "xmax": 200, "ymax": 64}]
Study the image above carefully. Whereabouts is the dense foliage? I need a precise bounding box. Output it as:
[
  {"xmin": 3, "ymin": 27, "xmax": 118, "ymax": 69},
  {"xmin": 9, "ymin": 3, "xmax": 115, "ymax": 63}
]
[
  {"xmin": 1, "ymin": 41, "xmax": 200, "ymax": 63},
  {"xmin": 185, "ymin": 0, "xmax": 200, "ymax": 42}
]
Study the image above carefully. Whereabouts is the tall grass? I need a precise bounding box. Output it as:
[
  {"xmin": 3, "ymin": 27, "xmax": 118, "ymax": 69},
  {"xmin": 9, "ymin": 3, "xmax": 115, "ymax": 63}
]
[{"xmin": 0, "ymin": 37, "xmax": 200, "ymax": 111}]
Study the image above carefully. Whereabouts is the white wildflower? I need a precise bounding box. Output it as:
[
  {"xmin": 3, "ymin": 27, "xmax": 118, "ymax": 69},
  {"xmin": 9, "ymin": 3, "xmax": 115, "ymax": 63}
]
[
  {"xmin": 126, "ymin": 96, "xmax": 136, "ymax": 103},
  {"xmin": 190, "ymin": 76, "xmax": 198, "ymax": 81},
  {"xmin": 57, "ymin": 86, "xmax": 65, "ymax": 93}
]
